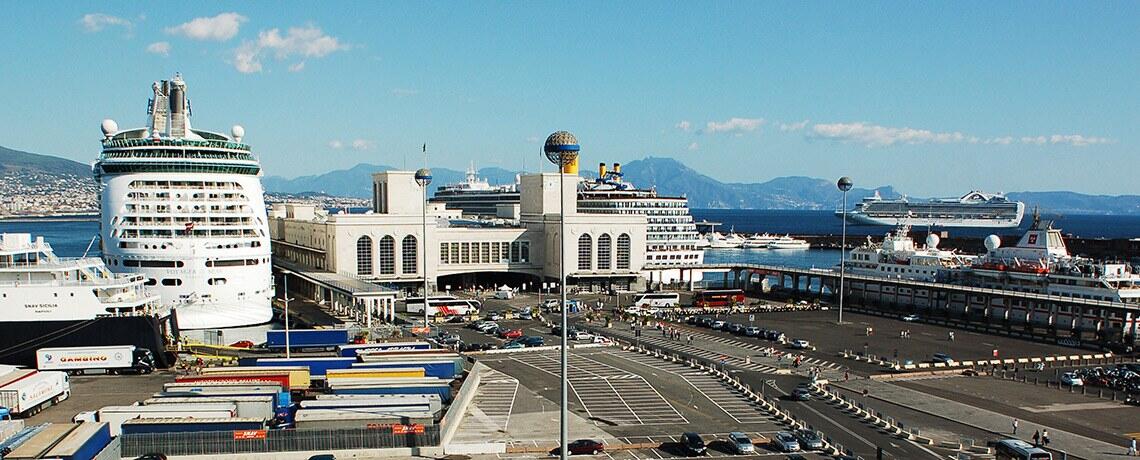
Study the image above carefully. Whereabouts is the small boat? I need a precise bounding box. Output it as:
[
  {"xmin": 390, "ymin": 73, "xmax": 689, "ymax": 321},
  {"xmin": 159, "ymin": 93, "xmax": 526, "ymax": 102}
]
[
  {"xmin": 742, "ymin": 233, "xmax": 778, "ymax": 249},
  {"xmin": 767, "ymin": 235, "xmax": 810, "ymax": 250}
]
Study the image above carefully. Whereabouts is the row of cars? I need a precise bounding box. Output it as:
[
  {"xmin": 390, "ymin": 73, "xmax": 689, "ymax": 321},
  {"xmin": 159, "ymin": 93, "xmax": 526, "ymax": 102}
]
[
  {"xmin": 1065, "ymin": 364, "xmax": 1140, "ymax": 392},
  {"xmin": 687, "ymin": 316, "xmax": 814, "ymax": 349},
  {"xmin": 555, "ymin": 430, "xmax": 823, "ymax": 456}
]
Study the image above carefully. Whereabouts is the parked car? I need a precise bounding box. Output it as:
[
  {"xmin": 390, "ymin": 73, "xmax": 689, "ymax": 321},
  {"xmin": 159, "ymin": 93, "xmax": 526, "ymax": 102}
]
[
  {"xmin": 772, "ymin": 431, "xmax": 800, "ymax": 452},
  {"xmin": 519, "ymin": 336, "xmax": 545, "ymax": 347},
  {"xmin": 793, "ymin": 429, "xmax": 823, "ymax": 450},
  {"xmin": 500, "ymin": 341, "xmax": 525, "ymax": 350},
  {"xmin": 791, "ymin": 339, "xmax": 810, "ymax": 349},
  {"xmin": 727, "ymin": 431, "xmax": 754, "ymax": 454},
  {"xmin": 461, "ymin": 342, "xmax": 495, "ymax": 352},
  {"xmin": 901, "ymin": 314, "xmax": 920, "ymax": 322},
  {"xmin": 932, "ymin": 353, "xmax": 954, "ymax": 364},
  {"xmin": 551, "ymin": 324, "xmax": 564, "ymax": 335},
  {"xmin": 727, "ymin": 323, "xmax": 745, "ymax": 334},
  {"xmin": 554, "ymin": 439, "xmax": 604, "ymax": 456},
  {"xmin": 436, "ymin": 333, "xmax": 461, "ymax": 345},
  {"xmin": 499, "ymin": 329, "xmax": 524, "ymax": 339},
  {"xmin": 711, "ymin": 320, "xmax": 727, "ymax": 330},
  {"xmin": 468, "ymin": 320, "xmax": 489, "ymax": 330},
  {"xmin": 571, "ymin": 330, "xmax": 594, "ymax": 341},
  {"xmin": 477, "ymin": 322, "xmax": 499, "ymax": 333},
  {"xmin": 1061, "ymin": 372, "xmax": 1084, "ymax": 386},
  {"xmin": 517, "ymin": 311, "xmax": 533, "ymax": 320},
  {"xmin": 680, "ymin": 432, "xmax": 706, "ymax": 456},
  {"xmin": 764, "ymin": 330, "xmax": 783, "ymax": 340},
  {"xmin": 792, "ymin": 387, "xmax": 812, "ymax": 401},
  {"xmin": 744, "ymin": 326, "xmax": 761, "ymax": 337},
  {"xmin": 485, "ymin": 312, "xmax": 502, "ymax": 321},
  {"xmin": 592, "ymin": 336, "xmax": 614, "ymax": 345}
]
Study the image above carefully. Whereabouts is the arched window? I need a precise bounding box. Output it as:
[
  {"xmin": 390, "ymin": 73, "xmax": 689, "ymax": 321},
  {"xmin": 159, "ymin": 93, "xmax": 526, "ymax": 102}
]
[
  {"xmin": 616, "ymin": 233, "xmax": 631, "ymax": 270},
  {"xmin": 597, "ymin": 234, "xmax": 612, "ymax": 270},
  {"xmin": 378, "ymin": 235, "xmax": 396, "ymax": 275},
  {"xmin": 356, "ymin": 236, "xmax": 373, "ymax": 276},
  {"xmin": 578, "ymin": 234, "xmax": 592, "ymax": 271},
  {"xmin": 402, "ymin": 235, "xmax": 418, "ymax": 274}
]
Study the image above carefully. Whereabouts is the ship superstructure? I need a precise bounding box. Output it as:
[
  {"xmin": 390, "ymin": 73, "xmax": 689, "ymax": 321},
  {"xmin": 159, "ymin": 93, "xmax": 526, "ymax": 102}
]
[
  {"xmin": 93, "ymin": 74, "xmax": 273, "ymax": 330},
  {"xmin": 840, "ymin": 190, "xmax": 1025, "ymax": 228},
  {"xmin": 430, "ymin": 164, "xmax": 520, "ymax": 216},
  {"xmin": 844, "ymin": 226, "xmax": 974, "ymax": 282}
]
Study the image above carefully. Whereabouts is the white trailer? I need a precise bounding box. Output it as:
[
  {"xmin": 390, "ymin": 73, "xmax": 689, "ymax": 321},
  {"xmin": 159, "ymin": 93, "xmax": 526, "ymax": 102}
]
[
  {"xmin": 142, "ymin": 396, "xmax": 275, "ymax": 420},
  {"xmin": 96, "ymin": 404, "xmax": 236, "ymax": 436},
  {"xmin": 0, "ymin": 371, "xmax": 69, "ymax": 417},
  {"xmin": 36, "ymin": 346, "xmax": 155, "ymax": 375}
]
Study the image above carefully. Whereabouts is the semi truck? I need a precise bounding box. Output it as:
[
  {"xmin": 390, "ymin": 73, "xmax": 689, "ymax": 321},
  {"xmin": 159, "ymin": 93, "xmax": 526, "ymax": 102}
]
[
  {"xmin": 336, "ymin": 341, "xmax": 432, "ymax": 357},
  {"xmin": 0, "ymin": 370, "xmax": 70, "ymax": 417},
  {"xmin": 265, "ymin": 329, "xmax": 349, "ymax": 350},
  {"xmin": 35, "ymin": 345, "xmax": 155, "ymax": 375},
  {"xmin": 93, "ymin": 404, "xmax": 237, "ymax": 436},
  {"xmin": 120, "ymin": 417, "xmax": 264, "ymax": 435}
]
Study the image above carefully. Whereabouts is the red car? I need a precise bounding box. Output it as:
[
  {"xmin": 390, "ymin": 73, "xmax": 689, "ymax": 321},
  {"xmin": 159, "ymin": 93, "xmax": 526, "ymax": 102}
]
[
  {"xmin": 228, "ymin": 340, "xmax": 254, "ymax": 349},
  {"xmin": 556, "ymin": 439, "xmax": 604, "ymax": 456},
  {"xmin": 499, "ymin": 329, "xmax": 524, "ymax": 339}
]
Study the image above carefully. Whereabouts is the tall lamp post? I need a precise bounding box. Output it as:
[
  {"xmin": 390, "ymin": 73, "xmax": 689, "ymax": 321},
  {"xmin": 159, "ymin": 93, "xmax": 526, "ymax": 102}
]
[
  {"xmin": 276, "ymin": 270, "xmax": 294, "ymax": 358},
  {"xmin": 544, "ymin": 131, "xmax": 579, "ymax": 460},
  {"xmin": 837, "ymin": 176, "xmax": 853, "ymax": 324},
  {"xmin": 415, "ymin": 168, "xmax": 432, "ymax": 333}
]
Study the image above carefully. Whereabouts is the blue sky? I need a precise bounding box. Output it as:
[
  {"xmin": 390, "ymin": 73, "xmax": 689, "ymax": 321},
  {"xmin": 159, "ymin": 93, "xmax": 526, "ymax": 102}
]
[{"xmin": 0, "ymin": 2, "xmax": 1136, "ymax": 196}]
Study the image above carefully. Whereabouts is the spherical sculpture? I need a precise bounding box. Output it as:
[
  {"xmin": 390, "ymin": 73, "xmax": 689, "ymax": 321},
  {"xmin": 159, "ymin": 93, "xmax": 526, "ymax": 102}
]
[
  {"xmin": 543, "ymin": 130, "xmax": 580, "ymax": 166},
  {"xmin": 414, "ymin": 168, "xmax": 432, "ymax": 187},
  {"xmin": 837, "ymin": 176, "xmax": 853, "ymax": 192}
]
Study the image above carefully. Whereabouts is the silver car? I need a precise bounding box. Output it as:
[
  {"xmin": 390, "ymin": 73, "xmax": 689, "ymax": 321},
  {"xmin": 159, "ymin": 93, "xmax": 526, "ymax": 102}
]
[
  {"xmin": 773, "ymin": 431, "xmax": 800, "ymax": 452},
  {"xmin": 794, "ymin": 429, "xmax": 823, "ymax": 450},
  {"xmin": 727, "ymin": 431, "xmax": 754, "ymax": 454}
]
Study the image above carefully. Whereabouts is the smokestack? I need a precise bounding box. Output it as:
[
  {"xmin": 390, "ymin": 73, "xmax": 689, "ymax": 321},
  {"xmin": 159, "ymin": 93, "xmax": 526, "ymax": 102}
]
[
  {"xmin": 613, "ymin": 163, "xmax": 621, "ymax": 174},
  {"xmin": 599, "ymin": 162, "xmax": 607, "ymax": 178},
  {"xmin": 560, "ymin": 156, "xmax": 579, "ymax": 175}
]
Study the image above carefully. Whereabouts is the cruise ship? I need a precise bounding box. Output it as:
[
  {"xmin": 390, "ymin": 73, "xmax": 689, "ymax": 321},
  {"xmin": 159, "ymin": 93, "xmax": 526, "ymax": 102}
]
[
  {"xmin": 0, "ymin": 233, "xmax": 168, "ymax": 367},
  {"xmin": 93, "ymin": 74, "xmax": 274, "ymax": 330},
  {"xmin": 430, "ymin": 164, "xmax": 519, "ymax": 216},
  {"xmin": 839, "ymin": 190, "xmax": 1025, "ymax": 228},
  {"xmin": 844, "ymin": 226, "xmax": 974, "ymax": 282}
]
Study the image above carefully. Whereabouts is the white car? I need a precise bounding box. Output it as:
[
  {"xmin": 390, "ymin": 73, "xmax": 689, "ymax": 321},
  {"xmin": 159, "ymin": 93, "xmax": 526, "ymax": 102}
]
[
  {"xmin": 592, "ymin": 336, "xmax": 614, "ymax": 345},
  {"xmin": 901, "ymin": 314, "xmax": 920, "ymax": 322},
  {"xmin": 572, "ymin": 331, "xmax": 594, "ymax": 341},
  {"xmin": 1060, "ymin": 372, "xmax": 1083, "ymax": 386},
  {"xmin": 791, "ymin": 339, "xmax": 810, "ymax": 349}
]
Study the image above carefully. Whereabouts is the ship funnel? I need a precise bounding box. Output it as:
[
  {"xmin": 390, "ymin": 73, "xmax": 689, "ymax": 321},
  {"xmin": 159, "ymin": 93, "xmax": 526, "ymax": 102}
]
[
  {"xmin": 599, "ymin": 162, "xmax": 607, "ymax": 178},
  {"xmin": 613, "ymin": 162, "xmax": 621, "ymax": 174},
  {"xmin": 560, "ymin": 157, "xmax": 579, "ymax": 175}
]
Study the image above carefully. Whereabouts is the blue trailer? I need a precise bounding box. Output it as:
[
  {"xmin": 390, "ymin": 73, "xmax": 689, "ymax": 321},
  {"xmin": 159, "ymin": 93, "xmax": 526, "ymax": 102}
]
[
  {"xmin": 158, "ymin": 389, "xmax": 291, "ymax": 411},
  {"xmin": 329, "ymin": 383, "xmax": 452, "ymax": 402},
  {"xmin": 120, "ymin": 417, "xmax": 265, "ymax": 435},
  {"xmin": 255, "ymin": 357, "xmax": 355, "ymax": 377},
  {"xmin": 355, "ymin": 355, "xmax": 464, "ymax": 377},
  {"xmin": 265, "ymin": 329, "xmax": 349, "ymax": 350},
  {"xmin": 337, "ymin": 342, "xmax": 431, "ymax": 357},
  {"xmin": 43, "ymin": 422, "xmax": 111, "ymax": 460},
  {"xmin": 352, "ymin": 360, "xmax": 458, "ymax": 379}
]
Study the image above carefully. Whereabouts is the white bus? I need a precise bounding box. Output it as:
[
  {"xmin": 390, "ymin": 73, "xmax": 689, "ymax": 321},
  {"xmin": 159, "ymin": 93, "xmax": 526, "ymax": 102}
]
[
  {"xmin": 633, "ymin": 292, "xmax": 680, "ymax": 308},
  {"xmin": 994, "ymin": 439, "xmax": 1051, "ymax": 460},
  {"xmin": 404, "ymin": 296, "xmax": 481, "ymax": 316}
]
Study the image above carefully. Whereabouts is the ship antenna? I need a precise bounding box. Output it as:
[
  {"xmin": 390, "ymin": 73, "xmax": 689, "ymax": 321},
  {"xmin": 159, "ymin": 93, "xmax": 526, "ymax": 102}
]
[{"xmin": 82, "ymin": 234, "xmax": 98, "ymax": 258}]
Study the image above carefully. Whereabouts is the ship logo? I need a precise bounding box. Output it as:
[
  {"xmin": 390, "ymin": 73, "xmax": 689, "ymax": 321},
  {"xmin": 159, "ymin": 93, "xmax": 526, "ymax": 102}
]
[{"xmin": 43, "ymin": 353, "xmax": 53, "ymax": 363}]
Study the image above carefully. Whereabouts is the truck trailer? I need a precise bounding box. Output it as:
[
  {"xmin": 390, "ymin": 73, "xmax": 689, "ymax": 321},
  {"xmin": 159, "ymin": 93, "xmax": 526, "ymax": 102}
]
[
  {"xmin": 35, "ymin": 345, "xmax": 155, "ymax": 375},
  {"xmin": 0, "ymin": 371, "xmax": 70, "ymax": 417}
]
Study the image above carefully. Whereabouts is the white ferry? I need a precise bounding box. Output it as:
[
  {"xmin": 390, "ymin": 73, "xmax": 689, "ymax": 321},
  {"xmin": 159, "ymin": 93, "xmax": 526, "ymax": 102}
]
[
  {"xmin": 767, "ymin": 235, "xmax": 811, "ymax": 250},
  {"xmin": 840, "ymin": 190, "xmax": 1025, "ymax": 228},
  {"xmin": 844, "ymin": 226, "xmax": 973, "ymax": 281}
]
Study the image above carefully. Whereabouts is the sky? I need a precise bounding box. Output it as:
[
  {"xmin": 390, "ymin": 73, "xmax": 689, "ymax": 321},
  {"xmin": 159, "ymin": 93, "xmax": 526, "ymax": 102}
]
[{"xmin": 0, "ymin": 2, "xmax": 1136, "ymax": 196}]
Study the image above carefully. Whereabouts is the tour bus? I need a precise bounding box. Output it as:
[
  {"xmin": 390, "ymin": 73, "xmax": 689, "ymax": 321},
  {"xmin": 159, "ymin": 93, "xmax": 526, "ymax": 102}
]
[
  {"xmin": 633, "ymin": 292, "xmax": 681, "ymax": 309},
  {"xmin": 404, "ymin": 296, "xmax": 481, "ymax": 317},
  {"xmin": 692, "ymin": 289, "xmax": 746, "ymax": 308},
  {"xmin": 994, "ymin": 439, "xmax": 1051, "ymax": 460}
]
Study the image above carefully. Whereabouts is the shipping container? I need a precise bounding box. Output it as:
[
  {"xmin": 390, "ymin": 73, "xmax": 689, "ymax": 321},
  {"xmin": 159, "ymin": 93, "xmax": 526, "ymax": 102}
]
[
  {"xmin": 326, "ymin": 367, "xmax": 425, "ymax": 380},
  {"xmin": 155, "ymin": 388, "xmax": 290, "ymax": 411},
  {"xmin": 162, "ymin": 382, "xmax": 284, "ymax": 394},
  {"xmin": 352, "ymin": 360, "xmax": 459, "ymax": 379},
  {"xmin": 176, "ymin": 373, "xmax": 293, "ymax": 391},
  {"xmin": 143, "ymin": 396, "xmax": 275, "ymax": 420},
  {"xmin": 336, "ymin": 342, "xmax": 431, "ymax": 357},
  {"xmin": 97, "ymin": 404, "xmax": 236, "ymax": 436},
  {"xmin": 0, "ymin": 371, "xmax": 70, "ymax": 417},
  {"xmin": 0, "ymin": 369, "xmax": 37, "ymax": 388},
  {"xmin": 265, "ymin": 329, "xmax": 349, "ymax": 349},
  {"xmin": 36, "ymin": 346, "xmax": 155, "ymax": 375},
  {"xmin": 294, "ymin": 410, "xmax": 434, "ymax": 430},
  {"xmin": 44, "ymin": 422, "xmax": 111, "ymax": 460},
  {"xmin": 299, "ymin": 398, "xmax": 441, "ymax": 415},
  {"xmin": 355, "ymin": 353, "xmax": 464, "ymax": 376},
  {"xmin": 120, "ymin": 417, "xmax": 264, "ymax": 435},
  {"xmin": 254, "ymin": 357, "xmax": 355, "ymax": 377},
  {"xmin": 3, "ymin": 423, "xmax": 76, "ymax": 460},
  {"xmin": 199, "ymin": 366, "xmax": 311, "ymax": 389},
  {"xmin": 329, "ymin": 382, "xmax": 452, "ymax": 402}
]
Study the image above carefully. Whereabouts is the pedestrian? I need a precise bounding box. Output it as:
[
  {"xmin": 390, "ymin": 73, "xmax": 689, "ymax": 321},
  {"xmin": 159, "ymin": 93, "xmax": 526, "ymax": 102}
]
[
  {"xmin": 862, "ymin": 388, "xmax": 869, "ymax": 398},
  {"xmin": 1042, "ymin": 429, "xmax": 1049, "ymax": 447},
  {"xmin": 687, "ymin": 334, "xmax": 693, "ymax": 346},
  {"xmin": 949, "ymin": 331, "xmax": 955, "ymax": 341},
  {"xmin": 1129, "ymin": 437, "xmax": 1137, "ymax": 456},
  {"xmin": 1032, "ymin": 430, "xmax": 1040, "ymax": 446},
  {"xmin": 1012, "ymin": 418, "xmax": 1019, "ymax": 435},
  {"xmin": 844, "ymin": 370, "xmax": 850, "ymax": 381}
]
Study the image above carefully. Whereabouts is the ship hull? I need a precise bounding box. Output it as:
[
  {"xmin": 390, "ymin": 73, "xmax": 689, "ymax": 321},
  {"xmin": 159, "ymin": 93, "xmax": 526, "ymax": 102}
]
[
  {"xmin": 0, "ymin": 316, "xmax": 170, "ymax": 368},
  {"xmin": 840, "ymin": 211, "xmax": 1023, "ymax": 228}
]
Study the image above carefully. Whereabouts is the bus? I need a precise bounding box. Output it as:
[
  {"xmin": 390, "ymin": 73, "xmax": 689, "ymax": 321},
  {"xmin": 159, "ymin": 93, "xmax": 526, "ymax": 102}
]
[
  {"xmin": 692, "ymin": 289, "xmax": 745, "ymax": 308},
  {"xmin": 633, "ymin": 292, "xmax": 681, "ymax": 308},
  {"xmin": 404, "ymin": 296, "xmax": 481, "ymax": 316},
  {"xmin": 994, "ymin": 439, "xmax": 1051, "ymax": 460}
]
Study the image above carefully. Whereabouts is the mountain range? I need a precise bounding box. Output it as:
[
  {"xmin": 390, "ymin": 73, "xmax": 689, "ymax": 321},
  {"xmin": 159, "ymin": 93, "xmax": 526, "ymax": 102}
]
[{"xmin": 3, "ymin": 144, "xmax": 1140, "ymax": 215}]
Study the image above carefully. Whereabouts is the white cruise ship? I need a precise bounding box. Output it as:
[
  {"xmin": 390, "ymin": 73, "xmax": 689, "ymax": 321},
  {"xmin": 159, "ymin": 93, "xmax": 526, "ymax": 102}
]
[
  {"xmin": 840, "ymin": 190, "xmax": 1025, "ymax": 228},
  {"xmin": 93, "ymin": 74, "xmax": 273, "ymax": 330},
  {"xmin": 431, "ymin": 164, "xmax": 519, "ymax": 216},
  {"xmin": 575, "ymin": 163, "xmax": 704, "ymax": 284},
  {"xmin": 844, "ymin": 226, "xmax": 974, "ymax": 281}
]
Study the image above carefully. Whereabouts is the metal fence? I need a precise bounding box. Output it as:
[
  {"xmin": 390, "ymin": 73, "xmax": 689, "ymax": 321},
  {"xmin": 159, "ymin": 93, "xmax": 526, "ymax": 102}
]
[{"xmin": 121, "ymin": 425, "xmax": 440, "ymax": 457}]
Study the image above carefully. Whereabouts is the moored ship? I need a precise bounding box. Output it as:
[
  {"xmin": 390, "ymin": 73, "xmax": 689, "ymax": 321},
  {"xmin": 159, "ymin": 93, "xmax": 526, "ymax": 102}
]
[{"xmin": 840, "ymin": 190, "xmax": 1024, "ymax": 228}]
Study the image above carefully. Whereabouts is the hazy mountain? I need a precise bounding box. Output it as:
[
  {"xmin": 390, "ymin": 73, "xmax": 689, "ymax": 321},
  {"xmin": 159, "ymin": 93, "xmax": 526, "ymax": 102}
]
[
  {"xmin": 263, "ymin": 164, "xmax": 524, "ymax": 197},
  {"xmin": 1007, "ymin": 191, "xmax": 1140, "ymax": 216},
  {"xmin": 0, "ymin": 145, "xmax": 90, "ymax": 178}
]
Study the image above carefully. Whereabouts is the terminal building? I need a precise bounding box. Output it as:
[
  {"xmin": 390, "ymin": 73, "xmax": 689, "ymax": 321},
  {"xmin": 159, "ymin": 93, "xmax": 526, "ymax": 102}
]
[{"xmin": 270, "ymin": 160, "xmax": 649, "ymax": 316}]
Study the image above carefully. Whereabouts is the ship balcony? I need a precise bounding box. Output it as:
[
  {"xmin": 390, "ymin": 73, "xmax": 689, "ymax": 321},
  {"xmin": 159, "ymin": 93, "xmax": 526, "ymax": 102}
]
[{"xmin": 101, "ymin": 137, "xmax": 250, "ymax": 151}]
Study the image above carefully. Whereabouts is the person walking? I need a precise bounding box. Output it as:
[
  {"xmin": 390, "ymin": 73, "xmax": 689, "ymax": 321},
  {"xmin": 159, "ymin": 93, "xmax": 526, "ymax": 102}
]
[
  {"xmin": 844, "ymin": 370, "xmax": 850, "ymax": 381},
  {"xmin": 1012, "ymin": 418, "xmax": 1019, "ymax": 435},
  {"xmin": 1041, "ymin": 429, "xmax": 1049, "ymax": 447},
  {"xmin": 687, "ymin": 334, "xmax": 693, "ymax": 346},
  {"xmin": 1129, "ymin": 437, "xmax": 1137, "ymax": 456},
  {"xmin": 1032, "ymin": 430, "xmax": 1040, "ymax": 446}
]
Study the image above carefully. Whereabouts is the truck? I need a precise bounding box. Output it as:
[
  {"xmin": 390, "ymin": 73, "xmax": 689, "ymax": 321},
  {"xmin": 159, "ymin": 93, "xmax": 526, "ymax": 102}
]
[
  {"xmin": 0, "ymin": 371, "xmax": 70, "ymax": 417},
  {"xmin": 120, "ymin": 417, "xmax": 264, "ymax": 435},
  {"xmin": 157, "ymin": 387, "xmax": 291, "ymax": 412},
  {"xmin": 352, "ymin": 360, "xmax": 460, "ymax": 379},
  {"xmin": 35, "ymin": 345, "xmax": 155, "ymax": 375},
  {"xmin": 336, "ymin": 342, "xmax": 431, "ymax": 357},
  {"xmin": 143, "ymin": 395, "xmax": 276, "ymax": 420},
  {"xmin": 294, "ymin": 410, "xmax": 434, "ymax": 430},
  {"xmin": 95, "ymin": 404, "xmax": 237, "ymax": 436},
  {"xmin": 265, "ymin": 329, "xmax": 349, "ymax": 350},
  {"xmin": 199, "ymin": 366, "xmax": 312, "ymax": 389}
]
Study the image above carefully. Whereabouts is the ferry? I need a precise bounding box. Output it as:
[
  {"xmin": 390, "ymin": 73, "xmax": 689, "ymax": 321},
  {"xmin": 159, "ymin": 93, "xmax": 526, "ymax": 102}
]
[
  {"xmin": 839, "ymin": 190, "xmax": 1025, "ymax": 228},
  {"xmin": 430, "ymin": 164, "xmax": 519, "ymax": 216},
  {"xmin": 742, "ymin": 233, "xmax": 778, "ymax": 249},
  {"xmin": 844, "ymin": 226, "xmax": 973, "ymax": 281},
  {"xmin": 766, "ymin": 235, "xmax": 811, "ymax": 250}
]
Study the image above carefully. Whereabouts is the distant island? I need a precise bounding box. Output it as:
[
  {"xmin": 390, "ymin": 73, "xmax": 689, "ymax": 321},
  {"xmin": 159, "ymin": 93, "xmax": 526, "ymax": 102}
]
[{"xmin": 4, "ymin": 144, "xmax": 1140, "ymax": 215}]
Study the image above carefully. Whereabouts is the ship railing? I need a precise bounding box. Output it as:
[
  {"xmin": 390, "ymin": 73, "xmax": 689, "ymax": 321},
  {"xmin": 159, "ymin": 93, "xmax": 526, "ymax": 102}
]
[{"xmin": 102, "ymin": 138, "xmax": 250, "ymax": 151}]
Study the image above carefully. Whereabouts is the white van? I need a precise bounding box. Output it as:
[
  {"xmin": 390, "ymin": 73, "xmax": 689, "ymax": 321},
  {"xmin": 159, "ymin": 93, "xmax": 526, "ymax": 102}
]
[{"xmin": 633, "ymin": 292, "xmax": 680, "ymax": 308}]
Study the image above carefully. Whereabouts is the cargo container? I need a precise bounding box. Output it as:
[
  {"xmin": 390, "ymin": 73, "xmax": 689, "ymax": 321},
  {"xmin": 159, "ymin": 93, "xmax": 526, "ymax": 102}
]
[
  {"xmin": 336, "ymin": 342, "xmax": 431, "ymax": 357},
  {"xmin": 299, "ymin": 397, "xmax": 441, "ymax": 415},
  {"xmin": 176, "ymin": 373, "xmax": 293, "ymax": 391},
  {"xmin": 266, "ymin": 329, "xmax": 349, "ymax": 350},
  {"xmin": 43, "ymin": 422, "xmax": 111, "ymax": 460},
  {"xmin": 254, "ymin": 357, "xmax": 355, "ymax": 377},
  {"xmin": 0, "ymin": 371, "xmax": 70, "ymax": 417},
  {"xmin": 294, "ymin": 410, "xmax": 435, "ymax": 430},
  {"xmin": 143, "ymin": 396, "xmax": 275, "ymax": 420},
  {"xmin": 326, "ymin": 367, "xmax": 425, "ymax": 380},
  {"xmin": 325, "ymin": 377, "xmax": 449, "ymax": 388},
  {"xmin": 0, "ymin": 369, "xmax": 37, "ymax": 388},
  {"xmin": 96, "ymin": 404, "xmax": 236, "ymax": 436},
  {"xmin": 120, "ymin": 417, "xmax": 265, "ymax": 435},
  {"xmin": 355, "ymin": 353, "xmax": 464, "ymax": 375},
  {"xmin": 35, "ymin": 346, "xmax": 155, "ymax": 375},
  {"xmin": 162, "ymin": 382, "xmax": 284, "ymax": 394},
  {"xmin": 156, "ymin": 388, "xmax": 290, "ymax": 411},
  {"xmin": 4, "ymin": 423, "xmax": 76, "ymax": 459},
  {"xmin": 199, "ymin": 366, "xmax": 311, "ymax": 389},
  {"xmin": 329, "ymin": 382, "xmax": 452, "ymax": 402},
  {"xmin": 352, "ymin": 360, "xmax": 459, "ymax": 379}
]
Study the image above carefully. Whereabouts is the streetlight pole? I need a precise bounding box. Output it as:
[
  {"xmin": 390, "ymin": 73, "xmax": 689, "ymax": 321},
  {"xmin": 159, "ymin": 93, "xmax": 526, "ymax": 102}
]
[
  {"xmin": 277, "ymin": 271, "xmax": 295, "ymax": 358},
  {"xmin": 837, "ymin": 176, "xmax": 852, "ymax": 325},
  {"xmin": 545, "ymin": 131, "xmax": 579, "ymax": 460},
  {"xmin": 415, "ymin": 168, "xmax": 433, "ymax": 334}
]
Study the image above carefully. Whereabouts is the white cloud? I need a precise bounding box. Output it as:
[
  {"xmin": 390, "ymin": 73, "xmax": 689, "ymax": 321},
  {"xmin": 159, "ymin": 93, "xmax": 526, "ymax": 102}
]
[
  {"xmin": 986, "ymin": 136, "xmax": 1014, "ymax": 145},
  {"xmin": 351, "ymin": 139, "xmax": 374, "ymax": 150},
  {"xmin": 811, "ymin": 122, "xmax": 967, "ymax": 147},
  {"xmin": 779, "ymin": 119, "xmax": 810, "ymax": 132},
  {"xmin": 165, "ymin": 13, "xmax": 246, "ymax": 41},
  {"xmin": 1047, "ymin": 134, "xmax": 1111, "ymax": 146},
  {"xmin": 328, "ymin": 140, "xmax": 344, "ymax": 149},
  {"xmin": 687, "ymin": 142, "xmax": 699, "ymax": 151},
  {"xmin": 391, "ymin": 88, "xmax": 419, "ymax": 97},
  {"xmin": 288, "ymin": 61, "xmax": 306, "ymax": 72},
  {"xmin": 232, "ymin": 25, "xmax": 348, "ymax": 74},
  {"xmin": 705, "ymin": 117, "xmax": 765, "ymax": 134},
  {"xmin": 146, "ymin": 41, "xmax": 171, "ymax": 56},
  {"xmin": 79, "ymin": 13, "xmax": 132, "ymax": 33},
  {"xmin": 675, "ymin": 120, "xmax": 692, "ymax": 132}
]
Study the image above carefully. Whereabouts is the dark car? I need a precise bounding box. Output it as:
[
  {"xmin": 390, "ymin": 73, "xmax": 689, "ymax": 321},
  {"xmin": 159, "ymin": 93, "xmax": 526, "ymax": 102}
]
[
  {"xmin": 681, "ymin": 432, "xmax": 706, "ymax": 456},
  {"xmin": 552, "ymin": 439, "xmax": 604, "ymax": 455},
  {"xmin": 792, "ymin": 387, "xmax": 812, "ymax": 401},
  {"xmin": 134, "ymin": 455, "xmax": 169, "ymax": 460},
  {"xmin": 519, "ymin": 336, "xmax": 545, "ymax": 347},
  {"xmin": 461, "ymin": 342, "xmax": 494, "ymax": 352}
]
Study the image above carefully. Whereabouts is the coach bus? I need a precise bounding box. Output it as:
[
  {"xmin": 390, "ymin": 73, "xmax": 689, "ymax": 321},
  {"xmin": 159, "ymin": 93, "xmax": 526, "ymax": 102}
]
[
  {"xmin": 633, "ymin": 292, "xmax": 681, "ymax": 308},
  {"xmin": 994, "ymin": 439, "xmax": 1051, "ymax": 460},
  {"xmin": 691, "ymin": 289, "xmax": 745, "ymax": 308},
  {"xmin": 404, "ymin": 296, "xmax": 481, "ymax": 316}
]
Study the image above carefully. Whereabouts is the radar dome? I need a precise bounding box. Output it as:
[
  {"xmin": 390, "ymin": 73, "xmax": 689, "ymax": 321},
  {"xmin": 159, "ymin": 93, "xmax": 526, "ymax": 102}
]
[
  {"xmin": 231, "ymin": 125, "xmax": 245, "ymax": 142},
  {"xmin": 925, "ymin": 234, "xmax": 940, "ymax": 249},
  {"xmin": 984, "ymin": 235, "xmax": 1001, "ymax": 251},
  {"xmin": 100, "ymin": 119, "xmax": 118, "ymax": 137}
]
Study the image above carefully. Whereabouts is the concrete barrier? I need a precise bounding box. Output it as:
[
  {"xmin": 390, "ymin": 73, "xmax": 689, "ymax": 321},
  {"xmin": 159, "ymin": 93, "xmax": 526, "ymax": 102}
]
[{"xmin": 441, "ymin": 361, "xmax": 490, "ymax": 449}]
